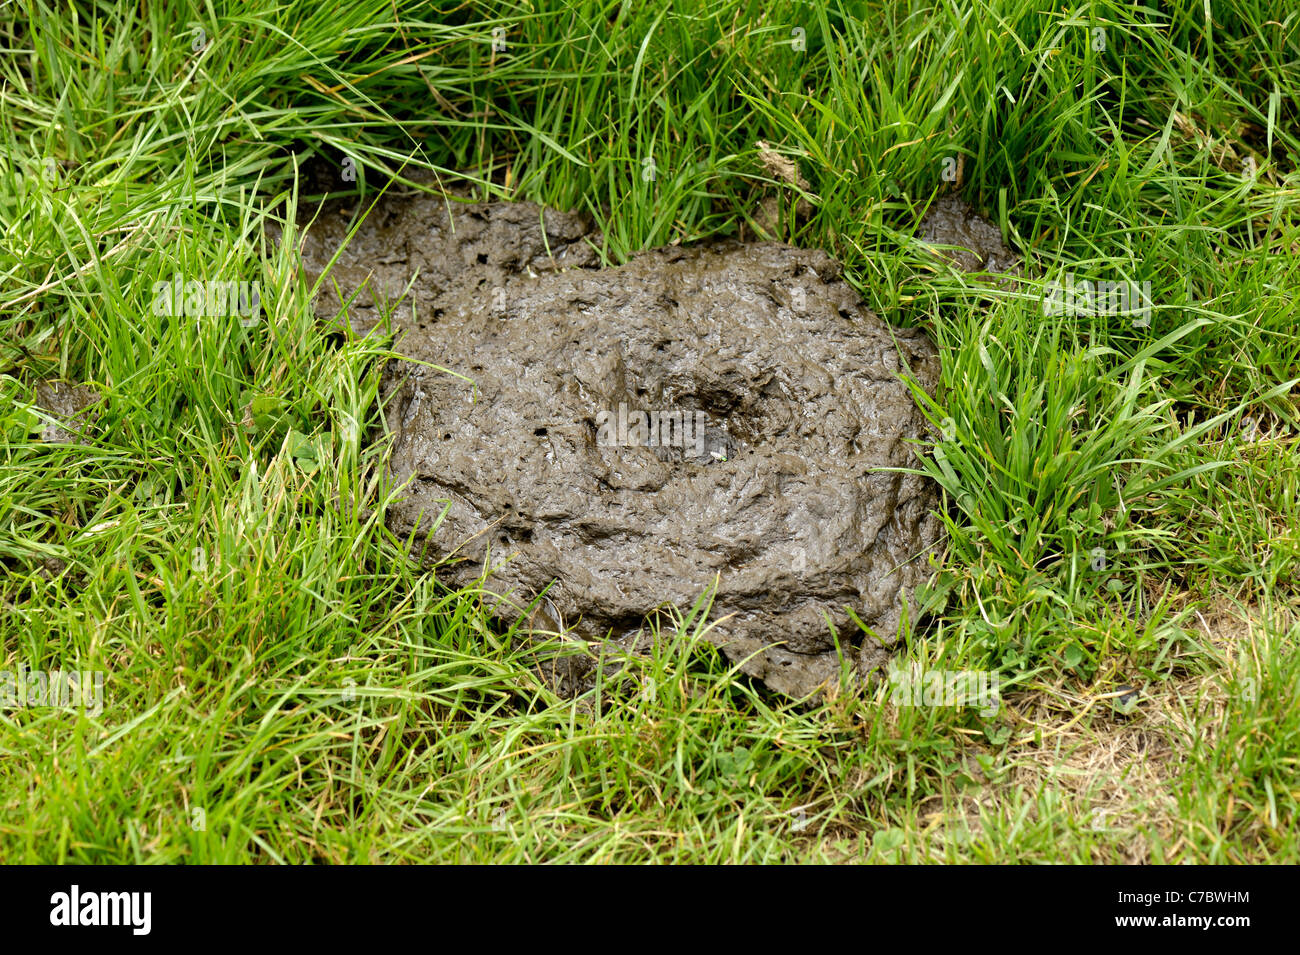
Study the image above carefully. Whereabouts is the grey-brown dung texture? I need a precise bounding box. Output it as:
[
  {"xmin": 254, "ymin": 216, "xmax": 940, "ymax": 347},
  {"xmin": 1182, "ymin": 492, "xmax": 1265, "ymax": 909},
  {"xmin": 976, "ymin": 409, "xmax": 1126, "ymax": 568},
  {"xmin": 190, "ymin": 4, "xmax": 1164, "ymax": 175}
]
[
  {"xmin": 289, "ymin": 188, "xmax": 599, "ymax": 337},
  {"xmin": 290, "ymin": 185, "xmax": 943, "ymax": 698},
  {"xmin": 32, "ymin": 380, "xmax": 101, "ymax": 444},
  {"xmin": 918, "ymin": 195, "xmax": 1021, "ymax": 278}
]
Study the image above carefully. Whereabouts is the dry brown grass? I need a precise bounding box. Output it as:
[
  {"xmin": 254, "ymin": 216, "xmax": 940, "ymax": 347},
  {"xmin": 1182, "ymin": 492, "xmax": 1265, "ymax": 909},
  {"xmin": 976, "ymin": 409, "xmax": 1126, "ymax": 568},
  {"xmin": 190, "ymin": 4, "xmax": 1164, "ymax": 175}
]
[{"xmin": 826, "ymin": 599, "xmax": 1293, "ymax": 863}]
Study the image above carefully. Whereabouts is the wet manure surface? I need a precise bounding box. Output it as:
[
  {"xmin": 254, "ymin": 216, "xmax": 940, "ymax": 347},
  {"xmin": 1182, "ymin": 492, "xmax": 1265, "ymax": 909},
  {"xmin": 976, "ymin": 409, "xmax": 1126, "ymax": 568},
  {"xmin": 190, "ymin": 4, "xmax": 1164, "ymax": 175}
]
[{"xmin": 291, "ymin": 187, "xmax": 948, "ymax": 698}]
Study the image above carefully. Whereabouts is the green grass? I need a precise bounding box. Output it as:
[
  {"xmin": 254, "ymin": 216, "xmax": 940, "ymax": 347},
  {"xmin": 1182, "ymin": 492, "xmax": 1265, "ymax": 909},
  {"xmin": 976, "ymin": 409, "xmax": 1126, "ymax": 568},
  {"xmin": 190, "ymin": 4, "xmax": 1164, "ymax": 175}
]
[{"xmin": 1, "ymin": 0, "xmax": 1297, "ymax": 863}]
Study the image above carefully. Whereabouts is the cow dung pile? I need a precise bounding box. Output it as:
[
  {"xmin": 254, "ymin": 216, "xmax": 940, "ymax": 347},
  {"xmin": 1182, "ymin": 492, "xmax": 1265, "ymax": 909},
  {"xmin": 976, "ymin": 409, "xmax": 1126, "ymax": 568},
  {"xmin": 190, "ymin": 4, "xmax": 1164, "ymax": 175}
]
[{"xmin": 288, "ymin": 183, "xmax": 983, "ymax": 698}]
